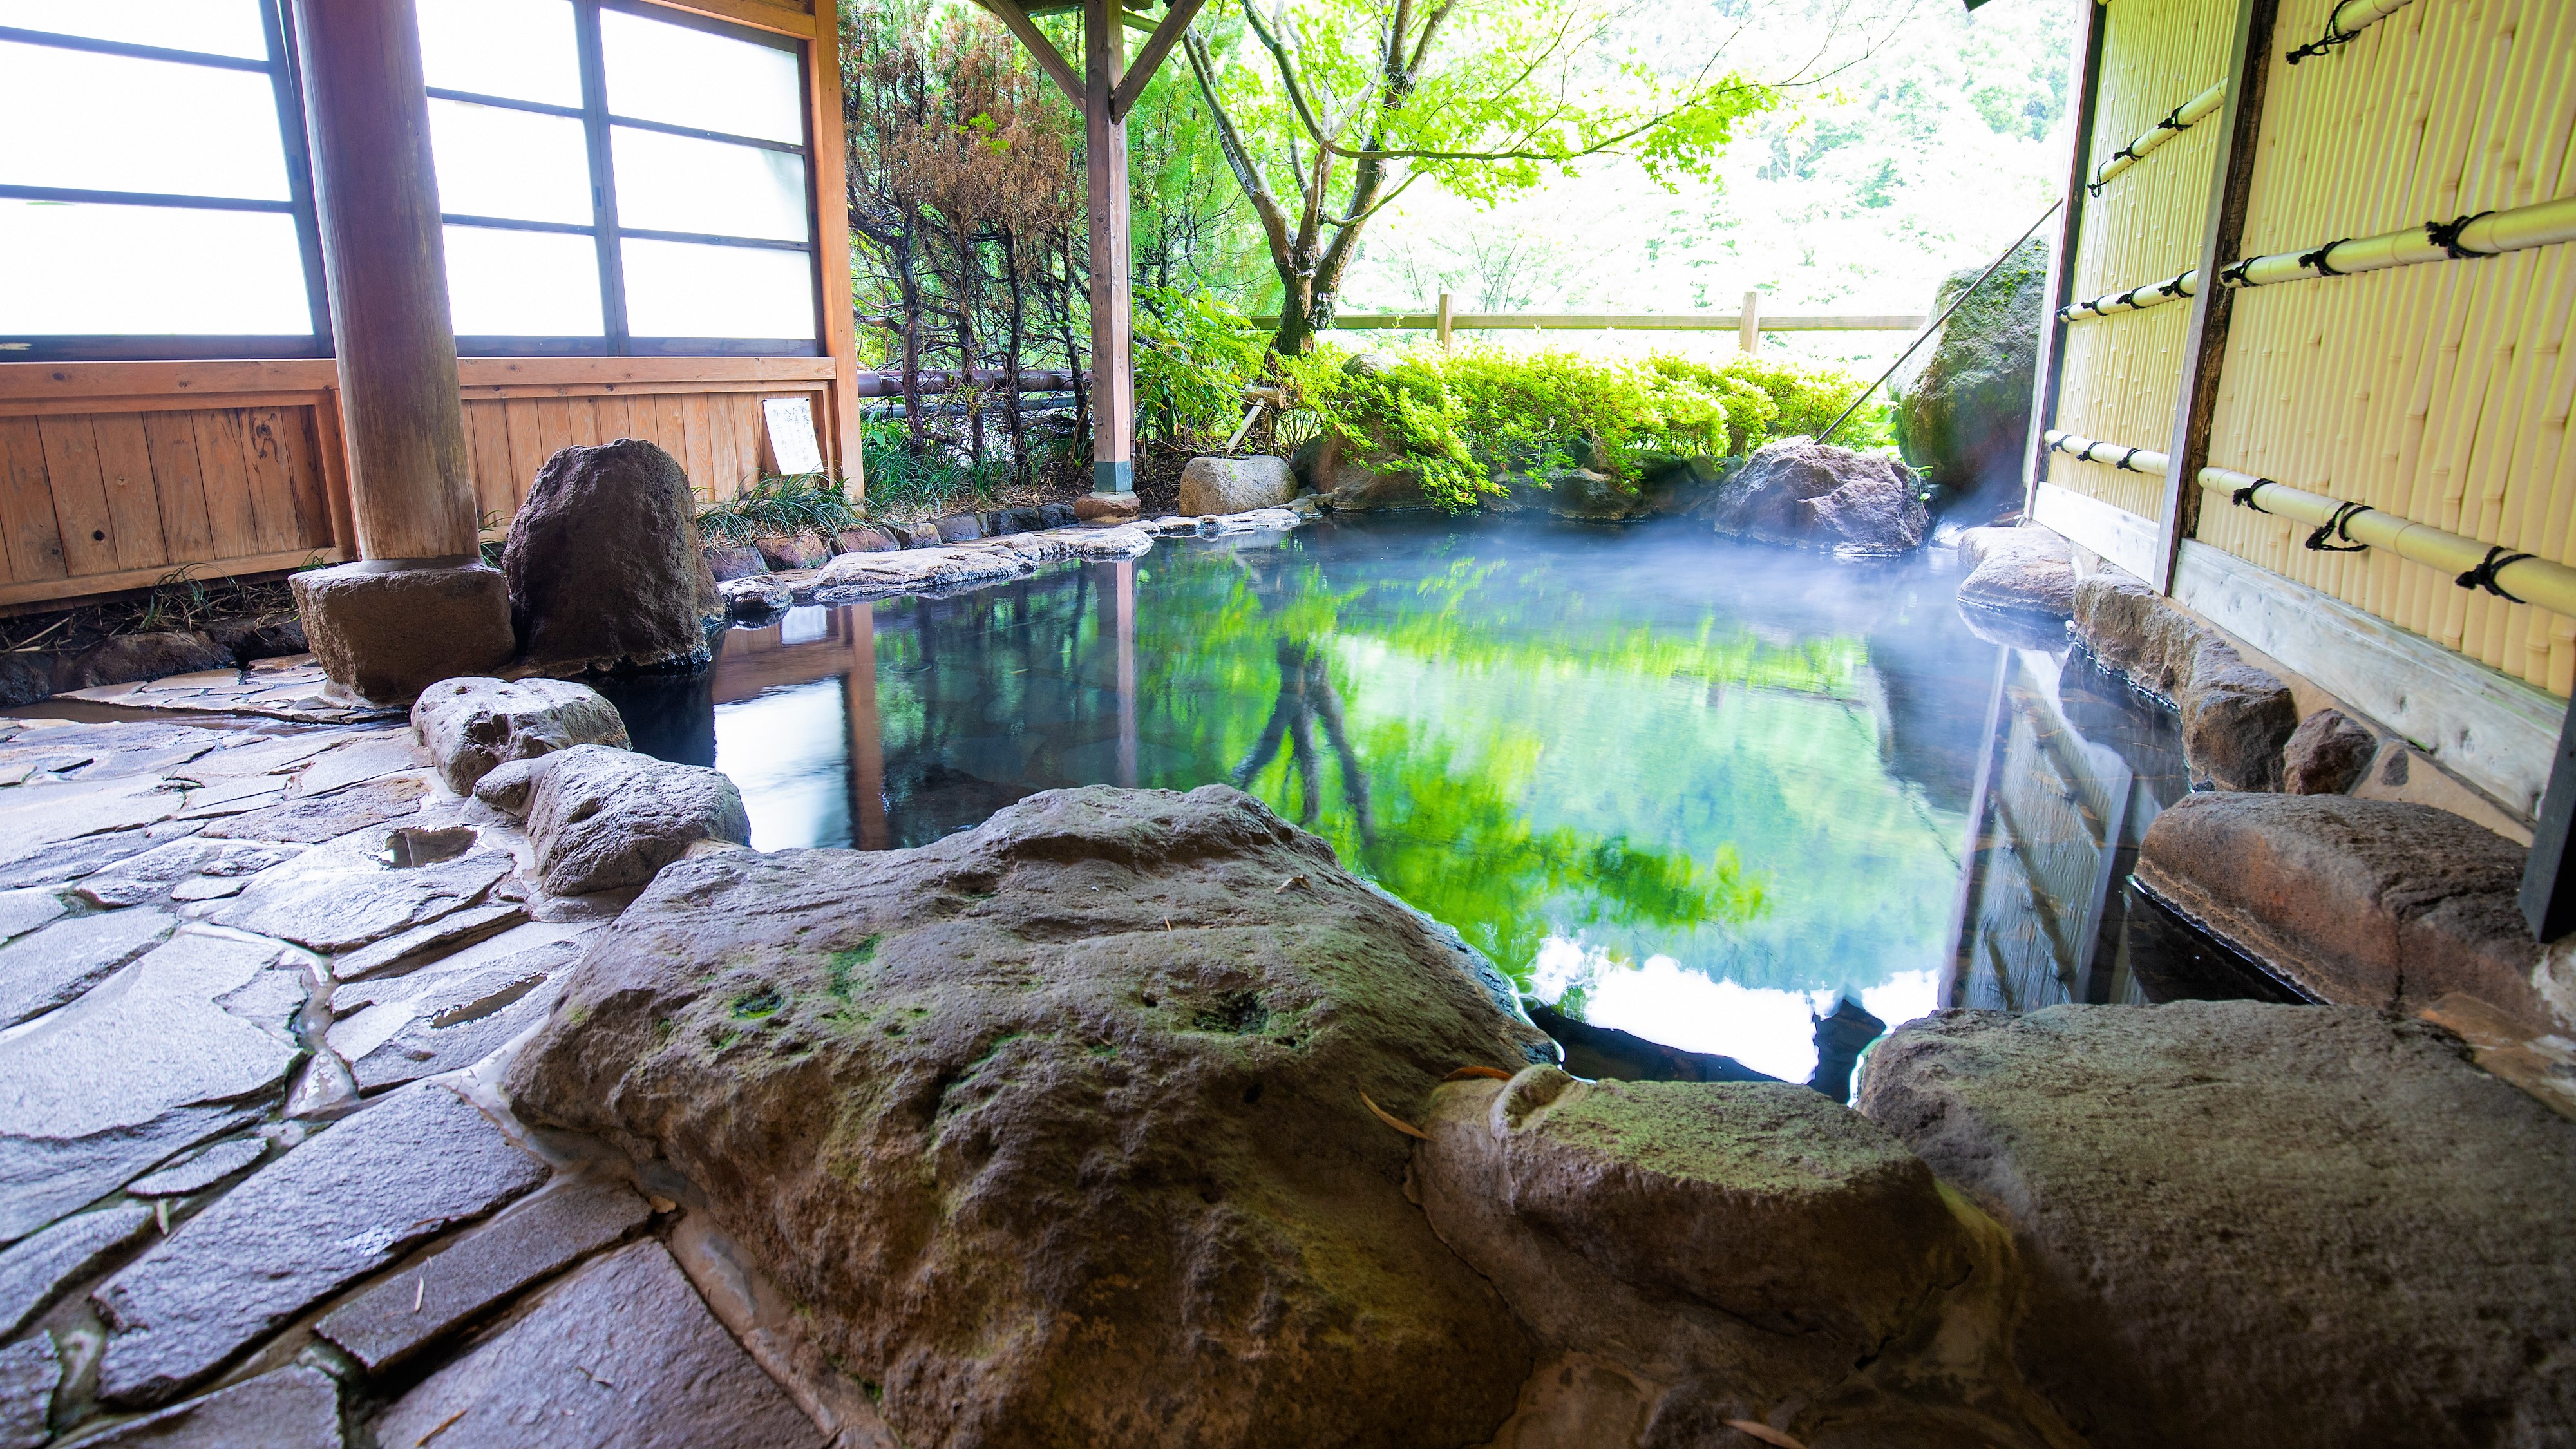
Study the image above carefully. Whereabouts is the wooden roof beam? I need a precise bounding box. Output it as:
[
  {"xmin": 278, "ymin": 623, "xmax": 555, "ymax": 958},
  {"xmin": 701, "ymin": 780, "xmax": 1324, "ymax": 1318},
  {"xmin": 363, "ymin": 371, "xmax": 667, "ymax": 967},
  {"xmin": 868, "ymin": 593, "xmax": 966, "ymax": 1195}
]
[
  {"xmin": 1110, "ymin": 0, "xmax": 1207, "ymax": 121},
  {"xmin": 972, "ymin": 0, "xmax": 1086, "ymax": 113}
]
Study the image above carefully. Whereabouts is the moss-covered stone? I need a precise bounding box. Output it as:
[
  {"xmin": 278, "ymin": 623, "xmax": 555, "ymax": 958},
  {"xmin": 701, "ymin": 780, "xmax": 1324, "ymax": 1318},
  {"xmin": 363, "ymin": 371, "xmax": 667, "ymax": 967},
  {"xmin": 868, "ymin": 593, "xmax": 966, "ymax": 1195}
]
[{"xmin": 1890, "ymin": 236, "xmax": 2049, "ymax": 515}]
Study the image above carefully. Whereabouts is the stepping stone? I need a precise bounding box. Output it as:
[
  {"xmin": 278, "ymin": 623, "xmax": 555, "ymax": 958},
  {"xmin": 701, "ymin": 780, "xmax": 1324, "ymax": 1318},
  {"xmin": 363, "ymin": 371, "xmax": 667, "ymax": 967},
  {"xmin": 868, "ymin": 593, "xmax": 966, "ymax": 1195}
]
[
  {"xmin": 0, "ymin": 1335, "xmax": 55, "ymax": 1449},
  {"xmin": 372, "ymin": 1239, "xmax": 823, "ymax": 1449},
  {"xmin": 0, "ymin": 775, "xmax": 185, "ymax": 851},
  {"xmin": 77, "ymin": 842, "xmax": 300, "ymax": 909},
  {"xmin": 0, "ymin": 891, "xmax": 63, "ymax": 945},
  {"xmin": 317, "ymin": 1175, "xmax": 650, "ymax": 1371},
  {"xmin": 213, "ymin": 849, "xmax": 513, "ymax": 955},
  {"xmin": 0, "ymin": 823, "xmax": 202, "ymax": 891},
  {"xmin": 330, "ymin": 921, "xmax": 593, "ymax": 1014},
  {"xmin": 92, "ymin": 1081, "xmax": 549, "ymax": 1408},
  {"xmin": 287, "ymin": 732, "xmax": 426, "ymax": 799},
  {"xmin": 125, "ymin": 1139, "xmax": 268, "ymax": 1199},
  {"xmin": 1859, "ymin": 1002, "xmax": 2576, "ymax": 1449},
  {"xmin": 334, "ymin": 940, "xmax": 581, "ymax": 1094},
  {"xmin": 76, "ymin": 1364, "xmax": 340, "ymax": 1448},
  {"xmin": 198, "ymin": 775, "xmax": 429, "ymax": 845},
  {"xmin": 0, "ymin": 1205, "xmax": 153, "ymax": 1335},
  {"xmin": 0, "ymin": 908, "xmax": 177, "ymax": 1028},
  {"xmin": 330, "ymin": 903, "xmax": 527, "ymax": 983},
  {"xmin": 0, "ymin": 932, "xmax": 296, "ymax": 1245}
]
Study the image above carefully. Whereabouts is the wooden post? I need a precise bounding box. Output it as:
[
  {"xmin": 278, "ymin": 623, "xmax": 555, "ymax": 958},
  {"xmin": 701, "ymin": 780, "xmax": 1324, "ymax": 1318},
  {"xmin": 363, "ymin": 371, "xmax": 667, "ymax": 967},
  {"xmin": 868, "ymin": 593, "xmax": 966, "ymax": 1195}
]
[
  {"xmin": 1083, "ymin": 0, "xmax": 1134, "ymax": 497},
  {"xmin": 2153, "ymin": 0, "xmax": 2278, "ymax": 592},
  {"xmin": 1739, "ymin": 290, "xmax": 1760, "ymax": 355},
  {"xmin": 810, "ymin": 0, "xmax": 866, "ymax": 495},
  {"xmin": 2021, "ymin": 0, "xmax": 2107, "ymax": 521},
  {"xmin": 290, "ymin": 0, "xmax": 478, "ymax": 562},
  {"xmin": 1436, "ymin": 292, "xmax": 1454, "ymax": 350}
]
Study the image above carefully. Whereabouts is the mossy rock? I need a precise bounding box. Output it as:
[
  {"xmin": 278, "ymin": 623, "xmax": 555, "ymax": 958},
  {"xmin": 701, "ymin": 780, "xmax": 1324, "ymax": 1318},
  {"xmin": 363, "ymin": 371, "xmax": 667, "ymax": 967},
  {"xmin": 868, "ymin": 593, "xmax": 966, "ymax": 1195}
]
[{"xmin": 1889, "ymin": 236, "xmax": 2049, "ymax": 517}]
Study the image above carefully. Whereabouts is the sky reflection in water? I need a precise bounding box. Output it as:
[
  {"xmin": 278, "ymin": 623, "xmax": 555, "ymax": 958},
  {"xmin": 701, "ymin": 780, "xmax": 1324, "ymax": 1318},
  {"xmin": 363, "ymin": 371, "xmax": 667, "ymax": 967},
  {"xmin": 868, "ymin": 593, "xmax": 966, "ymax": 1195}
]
[{"xmin": 697, "ymin": 515, "xmax": 2018, "ymax": 1078}]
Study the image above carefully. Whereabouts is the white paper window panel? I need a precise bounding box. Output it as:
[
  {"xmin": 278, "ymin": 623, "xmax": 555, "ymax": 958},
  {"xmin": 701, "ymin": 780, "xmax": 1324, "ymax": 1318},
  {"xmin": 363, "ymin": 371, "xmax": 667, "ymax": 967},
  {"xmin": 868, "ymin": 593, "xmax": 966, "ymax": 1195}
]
[
  {"xmin": 0, "ymin": 41, "xmax": 291, "ymax": 200},
  {"xmin": 620, "ymin": 238, "xmax": 813, "ymax": 339},
  {"xmin": 444, "ymin": 225, "xmax": 603, "ymax": 336},
  {"xmin": 600, "ymin": 8, "xmax": 802, "ymax": 145},
  {"xmin": 611, "ymin": 128, "xmax": 808, "ymax": 242},
  {"xmin": 0, "ymin": 200, "xmax": 312, "ymax": 334},
  {"xmin": 415, "ymin": 0, "xmax": 582, "ymax": 107},
  {"xmin": 431, "ymin": 100, "xmax": 593, "ymax": 225},
  {"xmin": 0, "ymin": 0, "xmax": 268, "ymax": 59}
]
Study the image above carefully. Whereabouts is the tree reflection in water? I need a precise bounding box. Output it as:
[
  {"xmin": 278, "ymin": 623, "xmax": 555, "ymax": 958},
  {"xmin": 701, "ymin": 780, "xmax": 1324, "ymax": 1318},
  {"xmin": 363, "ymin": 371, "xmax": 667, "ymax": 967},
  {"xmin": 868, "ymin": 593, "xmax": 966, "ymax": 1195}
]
[{"xmin": 706, "ymin": 517, "xmax": 1994, "ymax": 1074}]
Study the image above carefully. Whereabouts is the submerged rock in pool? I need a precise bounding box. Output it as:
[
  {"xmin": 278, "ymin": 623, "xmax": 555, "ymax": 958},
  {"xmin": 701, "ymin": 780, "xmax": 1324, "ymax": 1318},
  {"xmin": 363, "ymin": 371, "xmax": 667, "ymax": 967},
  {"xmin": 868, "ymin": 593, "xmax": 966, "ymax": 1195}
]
[
  {"xmin": 505, "ymin": 784, "xmax": 1553, "ymax": 1449},
  {"xmin": 1710, "ymin": 437, "xmax": 1929, "ymax": 554}
]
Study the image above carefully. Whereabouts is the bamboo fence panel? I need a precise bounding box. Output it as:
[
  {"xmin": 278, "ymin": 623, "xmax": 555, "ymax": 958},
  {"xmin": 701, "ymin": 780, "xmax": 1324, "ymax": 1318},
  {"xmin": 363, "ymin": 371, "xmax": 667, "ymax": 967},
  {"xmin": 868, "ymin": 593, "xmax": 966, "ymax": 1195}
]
[
  {"xmin": 2197, "ymin": 0, "xmax": 2576, "ymax": 692},
  {"xmin": 2050, "ymin": 0, "xmax": 2235, "ymax": 520}
]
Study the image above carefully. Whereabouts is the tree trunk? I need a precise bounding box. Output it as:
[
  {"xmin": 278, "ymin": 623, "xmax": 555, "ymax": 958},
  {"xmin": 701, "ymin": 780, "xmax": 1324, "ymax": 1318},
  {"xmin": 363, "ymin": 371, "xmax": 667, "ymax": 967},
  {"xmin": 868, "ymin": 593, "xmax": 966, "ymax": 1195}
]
[{"xmin": 1001, "ymin": 227, "xmax": 1030, "ymax": 489}]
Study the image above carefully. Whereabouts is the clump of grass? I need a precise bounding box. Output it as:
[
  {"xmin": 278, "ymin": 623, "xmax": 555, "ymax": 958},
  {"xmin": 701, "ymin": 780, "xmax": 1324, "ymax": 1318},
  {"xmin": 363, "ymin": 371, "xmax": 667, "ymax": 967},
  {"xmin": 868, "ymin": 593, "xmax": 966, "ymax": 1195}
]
[{"xmin": 696, "ymin": 473, "xmax": 863, "ymax": 546}]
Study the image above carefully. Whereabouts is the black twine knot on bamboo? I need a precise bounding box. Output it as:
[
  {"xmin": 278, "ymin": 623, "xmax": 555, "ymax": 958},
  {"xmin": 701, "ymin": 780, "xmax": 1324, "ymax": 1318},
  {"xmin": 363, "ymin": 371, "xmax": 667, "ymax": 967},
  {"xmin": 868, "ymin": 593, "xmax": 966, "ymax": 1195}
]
[
  {"xmin": 2298, "ymin": 241, "xmax": 2352, "ymax": 277},
  {"xmin": 2456, "ymin": 546, "xmax": 2535, "ymax": 603},
  {"xmin": 2303, "ymin": 500, "xmax": 2373, "ymax": 552},
  {"xmin": 2219, "ymin": 257, "xmax": 2257, "ymax": 287},
  {"xmin": 2425, "ymin": 211, "xmax": 2498, "ymax": 259},
  {"xmin": 2286, "ymin": 2, "xmax": 2362, "ymax": 64},
  {"xmin": 2112, "ymin": 448, "xmax": 2143, "ymax": 473},
  {"xmin": 2156, "ymin": 104, "xmax": 2188, "ymax": 133},
  {"xmin": 2231, "ymin": 478, "xmax": 2276, "ymax": 513}
]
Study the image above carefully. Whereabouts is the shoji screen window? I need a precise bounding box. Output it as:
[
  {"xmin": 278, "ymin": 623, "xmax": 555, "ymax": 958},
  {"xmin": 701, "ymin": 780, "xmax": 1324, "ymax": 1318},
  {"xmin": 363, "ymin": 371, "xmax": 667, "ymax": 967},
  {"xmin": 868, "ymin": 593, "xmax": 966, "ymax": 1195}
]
[
  {"xmin": 0, "ymin": 0, "xmax": 327, "ymax": 359},
  {"xmin": 417, "ymin": 0, "xmax": 820, "ymax": 355}
]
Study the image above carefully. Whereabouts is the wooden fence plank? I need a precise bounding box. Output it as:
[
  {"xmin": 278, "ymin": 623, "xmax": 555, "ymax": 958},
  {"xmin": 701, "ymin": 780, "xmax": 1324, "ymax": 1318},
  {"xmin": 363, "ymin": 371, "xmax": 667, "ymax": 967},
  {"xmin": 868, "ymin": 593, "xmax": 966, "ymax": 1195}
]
[
  {"xmin": 37, "ymin": 415, "xmax": 119, "ymax": 576},
  {"xmin": 270, "ymin": 409, "xmax": 330, "ymax": 549},
  {"xmin": 91, "ymin": 413, "xmax": 169, "ymax": 573},
  {"xmin": 242, "ymin": 408, "xmax": 314, "ymax": 554},
  {"xmin": 0, "ymin": 418, "xmax": 66, "ymax": 583},
  {"xmin": 679, "ymin": 393, "xmax": 716, "ymax": 500},
  {"xmin": 534, "ymin": 399, "xmax": 575, "ymax": 477},
  {"xmin": 142, "ymin": 412, "xmax": 215, "ymax": 566},
  {"xmin": 503, "ymin": 398, "xmax": 546, "ymax": 509},
  {"xmin": 193, "ymin": 410, "xmax": 262, "ymax": 561},
  {"xmin": 463, "ymin": 400, "xmax": 516, "ymax": 526},
  {"xmin": 565, "ymin": 397, "xmax": 600, "ymax": 450},
  {"xmin": 594, "ymin": 393, "xmax": 632, "ymax": 444}
]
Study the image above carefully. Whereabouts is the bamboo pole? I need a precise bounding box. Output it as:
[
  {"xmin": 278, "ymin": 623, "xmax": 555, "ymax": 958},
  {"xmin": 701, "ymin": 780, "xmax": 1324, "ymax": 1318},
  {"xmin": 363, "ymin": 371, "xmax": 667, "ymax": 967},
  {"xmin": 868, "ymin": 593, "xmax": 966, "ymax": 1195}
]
[
  {"xmin": 2088, "ymin": 80, "xmax": 2227, "ymax": 194},
  {"xmin": 2204, "ymin": 466, "xmax": 2576, "ymax": 618},
  {"xmin": 2044, "ymin": 428, "xmax": 2171, "ymax": 475},
  {"xmin": 2058, "ymin": 194, "xmax": 2576, "ymax": 319},
  {"xmin": 2284, "ymin": 0, "xmax": 2419, "ymax": 64}
]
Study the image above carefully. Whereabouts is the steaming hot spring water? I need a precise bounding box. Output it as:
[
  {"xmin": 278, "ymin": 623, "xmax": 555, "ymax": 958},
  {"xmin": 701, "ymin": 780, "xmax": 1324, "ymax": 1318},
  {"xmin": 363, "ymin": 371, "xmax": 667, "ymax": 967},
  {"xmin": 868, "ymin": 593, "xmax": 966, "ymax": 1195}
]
[{"xmin": 605, "ymin": 513, "xmax": 2287, "ymax": 1093}]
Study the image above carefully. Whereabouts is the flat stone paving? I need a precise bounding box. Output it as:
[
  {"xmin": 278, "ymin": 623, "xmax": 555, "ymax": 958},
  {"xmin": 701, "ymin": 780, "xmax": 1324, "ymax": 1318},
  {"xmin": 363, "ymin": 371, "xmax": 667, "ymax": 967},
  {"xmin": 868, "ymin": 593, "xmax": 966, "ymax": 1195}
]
[{"xmin": 0, "ymin": 706, "xmax": 831, "ymax": 1447}]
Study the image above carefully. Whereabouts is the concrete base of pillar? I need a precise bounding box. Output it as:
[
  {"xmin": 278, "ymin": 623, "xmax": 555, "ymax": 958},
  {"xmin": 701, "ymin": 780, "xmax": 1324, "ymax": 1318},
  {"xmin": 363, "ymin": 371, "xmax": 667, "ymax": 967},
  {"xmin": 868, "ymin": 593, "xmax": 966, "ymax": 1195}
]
[{"xmin": 292, "ymin": 560, "xmax": 516, "ymax": 705}]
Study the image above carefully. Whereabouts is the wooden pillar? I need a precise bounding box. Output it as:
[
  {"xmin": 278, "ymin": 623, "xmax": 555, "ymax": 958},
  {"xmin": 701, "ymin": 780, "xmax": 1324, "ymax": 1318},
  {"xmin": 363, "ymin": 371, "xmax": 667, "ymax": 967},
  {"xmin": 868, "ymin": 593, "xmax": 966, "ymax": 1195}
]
[
  {"xmin": 2153, "ymin": 0, "xmax": 2279, "ymax": 592},
  {"xmin": 2020, "ymin": 0, "xmax": 2108, "ymax": 520},
  {"xmin": 810, "ymin": 0, "xmax": 866, "ymax": 493},
  {"xmin": 290, "ymin": 0, "xmax": 478, "ymax": 562},
  {"xmin": 1083, "ymin": 0, "xmax": 1135, "ymax": 496},
  {"xmin": 1094, "ymin": 559, "xmax": 1137, "ymax": 785}
]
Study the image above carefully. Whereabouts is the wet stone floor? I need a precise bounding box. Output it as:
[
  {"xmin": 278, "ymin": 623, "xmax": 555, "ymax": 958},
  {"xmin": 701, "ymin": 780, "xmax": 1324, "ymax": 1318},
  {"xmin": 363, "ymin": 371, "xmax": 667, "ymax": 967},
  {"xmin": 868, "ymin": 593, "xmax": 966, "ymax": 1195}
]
[{"xmin": 0, "ymin": 715, "xmax": 819, "ymax": 1448}]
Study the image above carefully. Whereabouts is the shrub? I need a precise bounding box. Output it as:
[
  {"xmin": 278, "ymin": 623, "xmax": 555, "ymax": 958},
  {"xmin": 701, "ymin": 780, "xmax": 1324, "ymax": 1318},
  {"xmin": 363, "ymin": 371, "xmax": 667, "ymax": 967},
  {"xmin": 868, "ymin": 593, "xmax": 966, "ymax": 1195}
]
[
  {"xmin": 1134, "ymin": 286, "xmax": 1267, "ymax": 442},
  {"xmin": 696, "ymin": 472, "xmax": 862, "ymax": 545},
  {"xmin": 1274, "ymin": 343, "xmax": 1895, "ymax": 513}
]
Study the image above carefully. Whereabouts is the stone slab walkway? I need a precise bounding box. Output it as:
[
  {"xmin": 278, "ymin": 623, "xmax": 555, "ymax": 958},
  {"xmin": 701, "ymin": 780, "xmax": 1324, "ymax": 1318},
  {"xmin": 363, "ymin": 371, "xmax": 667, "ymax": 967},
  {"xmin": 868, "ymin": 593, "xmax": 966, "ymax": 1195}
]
[{"xmin": 0, "ymin": 710, "xmax": 831, "ymax": 1448}]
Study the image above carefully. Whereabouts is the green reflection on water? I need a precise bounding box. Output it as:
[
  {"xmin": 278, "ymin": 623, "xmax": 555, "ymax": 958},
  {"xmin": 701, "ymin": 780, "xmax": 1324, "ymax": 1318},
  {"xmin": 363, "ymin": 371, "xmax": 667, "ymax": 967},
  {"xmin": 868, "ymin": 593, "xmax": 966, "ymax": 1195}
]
[{"xmin": 1116, "ymin": 537, "xmax": 1958, "ymax": 998}]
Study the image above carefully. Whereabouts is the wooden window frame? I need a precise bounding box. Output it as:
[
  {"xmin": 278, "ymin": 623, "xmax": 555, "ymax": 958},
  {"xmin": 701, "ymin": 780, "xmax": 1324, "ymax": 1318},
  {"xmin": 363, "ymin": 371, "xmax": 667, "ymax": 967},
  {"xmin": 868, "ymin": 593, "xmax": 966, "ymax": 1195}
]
[
  {"xmin": 0, "ymin": 0, "xmax": 335, "ymax": 362},
  {"xmin": 437, "ymin": 0, "xmax": 826, "ymax": 359}
]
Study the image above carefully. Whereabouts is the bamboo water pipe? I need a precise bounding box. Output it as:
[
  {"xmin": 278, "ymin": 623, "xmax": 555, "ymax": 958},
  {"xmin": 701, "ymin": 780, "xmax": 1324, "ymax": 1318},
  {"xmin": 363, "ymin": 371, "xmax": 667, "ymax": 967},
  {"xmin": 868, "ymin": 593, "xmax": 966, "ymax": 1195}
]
[
  {"xmin": 2040, "ymin": 426, "xmax": 2576, "ymax": 616},
  {"xmin": 2202, "ymin": 468, "xmax": 2576, "ymax": 616},
  {"xmin": 2088, "ymin": 81, "xmax": 2226, "ymax": 195},
  {"xmin": 2286, "ymin": 0, "xmax": 2418, "ymax": 64},
  {"xmin": 2043, "ymin": 429, "xmax": 2170, "ymax": 476},
  {"xmin": 2058, "ymin": 193, "xmax": 2576, "ymax": 321}
]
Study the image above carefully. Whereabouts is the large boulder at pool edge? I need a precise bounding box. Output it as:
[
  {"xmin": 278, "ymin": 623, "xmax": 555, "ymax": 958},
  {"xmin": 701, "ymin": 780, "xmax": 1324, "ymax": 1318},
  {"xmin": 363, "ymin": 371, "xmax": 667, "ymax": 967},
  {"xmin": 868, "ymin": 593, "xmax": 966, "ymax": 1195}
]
[
  {"xmin": 504, "ymin": 784, "xmax": 1555, "ymax": 1449},
  {"xmin": 1891, "ymin": 235, "xmax": 2048, "ymax": 518},
  {"xmin": 502, "ymin": 439, "xmax": 722, "ymax": 674},
  {"xmin": 1710, "ymin": 437, "xmax": 1928, "ymax": 553}
]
